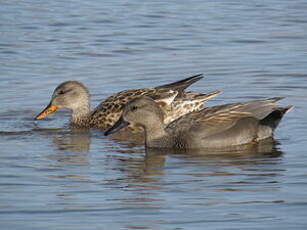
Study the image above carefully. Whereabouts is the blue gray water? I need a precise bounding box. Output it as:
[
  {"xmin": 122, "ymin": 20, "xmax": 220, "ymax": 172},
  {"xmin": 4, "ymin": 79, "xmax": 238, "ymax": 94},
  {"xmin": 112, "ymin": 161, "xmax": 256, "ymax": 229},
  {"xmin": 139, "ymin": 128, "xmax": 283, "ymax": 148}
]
[{"xmin": 1, "ymin": 1, "xmax": 307, "ymax": 229}]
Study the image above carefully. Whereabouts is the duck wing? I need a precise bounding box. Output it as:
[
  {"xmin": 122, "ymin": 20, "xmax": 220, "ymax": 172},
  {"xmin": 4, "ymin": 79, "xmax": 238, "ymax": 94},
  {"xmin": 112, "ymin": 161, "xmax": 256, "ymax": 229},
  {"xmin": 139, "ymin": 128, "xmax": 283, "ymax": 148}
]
[
  {"xmin": 163, "ymin": 90, "xmax": 221, "ymax": 124},
  {"xmin": 155, "ymin": 74, "xmax": 203, "ymax": 96},
  {"xmin": 167, "ymin": 97, "xmax": 285, "ymax": 138},
  {"xmin": 90, "ymin": 74, "xmax": 206, "ymax": 129},
  {"xmin": 167, "ymin": 108, "xmax": 253, "ymax": 138},
  {"xmin": 90, "ymin": 88, "xmax": 178, "ymax": 129}
]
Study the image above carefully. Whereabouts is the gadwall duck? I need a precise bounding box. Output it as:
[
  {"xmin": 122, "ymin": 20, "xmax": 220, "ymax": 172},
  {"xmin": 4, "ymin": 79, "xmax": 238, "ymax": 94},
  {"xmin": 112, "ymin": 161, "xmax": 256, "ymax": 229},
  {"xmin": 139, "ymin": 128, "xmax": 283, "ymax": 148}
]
[
  {"xmin": 34, "ymin": 74, "xmax": 221, "ymax": 132},
  {"xmin": 105, "ymin": 96, "xmax": 292, "ymax": 149}
]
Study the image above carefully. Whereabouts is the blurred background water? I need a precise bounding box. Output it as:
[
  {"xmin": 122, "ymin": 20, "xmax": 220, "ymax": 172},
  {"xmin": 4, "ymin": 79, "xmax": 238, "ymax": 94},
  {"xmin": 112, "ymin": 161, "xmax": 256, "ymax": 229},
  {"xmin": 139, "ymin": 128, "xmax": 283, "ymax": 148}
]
[{"xmin": 1, "ymin": 0, "xmax": 307, "ymax": 229}]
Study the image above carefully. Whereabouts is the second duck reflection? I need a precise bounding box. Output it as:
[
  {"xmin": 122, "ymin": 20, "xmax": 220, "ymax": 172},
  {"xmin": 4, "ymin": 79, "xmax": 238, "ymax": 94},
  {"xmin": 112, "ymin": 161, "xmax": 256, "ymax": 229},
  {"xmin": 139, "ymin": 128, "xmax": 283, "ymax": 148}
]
[
  {"xmin": 50, "ymin": 126, "xmax": 282, "ymax": 156},
  {"xmin": 47, "ymin": 127, "xmax": 283, "ymax": 188}
]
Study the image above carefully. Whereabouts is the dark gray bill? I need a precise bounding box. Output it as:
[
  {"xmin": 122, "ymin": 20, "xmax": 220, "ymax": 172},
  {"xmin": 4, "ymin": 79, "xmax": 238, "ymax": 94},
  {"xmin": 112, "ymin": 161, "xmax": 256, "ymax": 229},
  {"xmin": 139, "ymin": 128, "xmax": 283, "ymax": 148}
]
[{"xmin": 104, "ymin": 117, "xmax": 129, "ymax": 136}]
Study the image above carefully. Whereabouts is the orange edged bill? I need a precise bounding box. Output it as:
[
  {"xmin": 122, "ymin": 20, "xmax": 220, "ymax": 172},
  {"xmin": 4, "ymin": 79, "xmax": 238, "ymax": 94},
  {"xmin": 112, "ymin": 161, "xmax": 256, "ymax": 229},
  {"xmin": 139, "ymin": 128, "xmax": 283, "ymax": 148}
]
[{"xmin": 34, "ymin": 103, "xmax": 58, "ymax": 120}]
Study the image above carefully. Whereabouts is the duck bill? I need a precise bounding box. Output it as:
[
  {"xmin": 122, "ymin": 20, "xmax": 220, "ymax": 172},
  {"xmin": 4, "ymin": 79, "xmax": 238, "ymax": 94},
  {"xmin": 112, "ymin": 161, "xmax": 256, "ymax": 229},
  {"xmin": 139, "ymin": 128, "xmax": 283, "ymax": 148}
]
[
  {"xmin": 34, "ymin": 103, "xmax": 58, "ymax": 120},
  {"xmin": 104, "ymin": 117, "xmax": 129, "ymax": 136}
]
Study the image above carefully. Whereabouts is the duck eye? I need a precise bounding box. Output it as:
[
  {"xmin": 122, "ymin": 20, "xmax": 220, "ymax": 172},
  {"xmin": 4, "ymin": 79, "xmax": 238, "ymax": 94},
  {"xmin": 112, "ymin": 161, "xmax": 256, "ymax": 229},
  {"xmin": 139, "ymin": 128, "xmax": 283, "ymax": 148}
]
[
  {"xmin": 58, "ymin": 88, "xmax": 73, "ymax": 95},
  {"xmin": 131, "ymin": 106, "xmax": 138, "ymax": 111},
  {"xmin": 58, "ymin": 90, "xmax": 65, "ymax": 95}
]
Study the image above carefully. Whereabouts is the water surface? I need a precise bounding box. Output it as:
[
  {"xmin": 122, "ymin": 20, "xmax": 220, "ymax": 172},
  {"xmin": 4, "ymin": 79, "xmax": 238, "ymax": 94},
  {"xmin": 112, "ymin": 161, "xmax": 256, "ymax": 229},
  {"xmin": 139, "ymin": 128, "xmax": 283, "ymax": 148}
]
[{"xmin": 1, "ymin": 1, "xmax": 307, "ymax": 229}]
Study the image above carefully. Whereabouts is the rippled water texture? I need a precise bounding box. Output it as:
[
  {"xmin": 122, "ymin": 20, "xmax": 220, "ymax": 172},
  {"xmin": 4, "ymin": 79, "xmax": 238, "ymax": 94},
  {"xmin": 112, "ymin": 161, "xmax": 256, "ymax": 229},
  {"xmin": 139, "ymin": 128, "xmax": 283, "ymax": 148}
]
[{"xmin": 1, "ymin": 1, "xmax": 307, "ymax": 229}]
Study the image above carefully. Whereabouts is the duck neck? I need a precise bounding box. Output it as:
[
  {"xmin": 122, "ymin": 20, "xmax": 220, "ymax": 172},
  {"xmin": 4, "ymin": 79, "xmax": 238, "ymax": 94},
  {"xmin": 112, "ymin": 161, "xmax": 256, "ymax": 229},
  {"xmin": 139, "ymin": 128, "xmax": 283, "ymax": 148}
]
[
  {"xmin": 70, "ymin": 104, "xmax": 91, "ymax": 127},
  {"xmin": 144, "ymin": 122, "xmax": 172, "ymax": 148}
]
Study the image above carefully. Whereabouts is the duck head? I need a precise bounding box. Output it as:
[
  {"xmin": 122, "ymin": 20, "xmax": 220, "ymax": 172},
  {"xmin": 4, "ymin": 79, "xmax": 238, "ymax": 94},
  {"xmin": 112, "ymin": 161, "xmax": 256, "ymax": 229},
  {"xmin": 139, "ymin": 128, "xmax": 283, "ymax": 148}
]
[
  {"xmin": 35, "ymin": 81, "xmax": 90, "ymax": 120},
  {"xmin": 104, "ymin": 96, "xmax": 164, "ymax": 136}
]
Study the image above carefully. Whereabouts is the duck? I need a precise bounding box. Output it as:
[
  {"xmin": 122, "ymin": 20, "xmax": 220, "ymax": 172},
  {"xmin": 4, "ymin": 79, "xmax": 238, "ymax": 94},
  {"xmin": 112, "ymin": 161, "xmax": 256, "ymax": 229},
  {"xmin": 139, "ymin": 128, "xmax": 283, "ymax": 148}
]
[
  {"xmin": 104, "ymin": 96, "xmax": 292, "ymax": 149},
  {"xmin": 34, "ymin": 74, "xmax": 221, "ymax": 132}
]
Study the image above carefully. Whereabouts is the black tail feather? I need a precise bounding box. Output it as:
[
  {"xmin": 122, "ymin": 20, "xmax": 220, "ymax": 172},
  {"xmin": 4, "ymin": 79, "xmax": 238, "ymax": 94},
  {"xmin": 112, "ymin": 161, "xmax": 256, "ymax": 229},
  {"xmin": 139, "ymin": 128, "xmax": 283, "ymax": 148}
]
[
  {"xmin": 260, "ymin": 106, "xmax": 292, "ymax": 130},
  {"xmin": 156, "ymin": 74, "xmax": 203, "ymax": 93}
]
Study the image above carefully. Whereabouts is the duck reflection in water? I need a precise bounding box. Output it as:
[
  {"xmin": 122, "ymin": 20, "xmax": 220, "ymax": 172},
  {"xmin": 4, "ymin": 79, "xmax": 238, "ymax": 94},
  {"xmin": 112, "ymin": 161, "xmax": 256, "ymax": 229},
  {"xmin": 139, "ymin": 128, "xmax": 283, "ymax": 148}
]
[
  {"xmin": 52, "ymin": 127, "xmax": 91, "ymax": 153},
  {"xmin": 104, "ymin": 138, "xmax": 283, "ymax": 187},
  {"xmin": 38, "ymin": 127, "xmax": 92, "ymax": 167}
]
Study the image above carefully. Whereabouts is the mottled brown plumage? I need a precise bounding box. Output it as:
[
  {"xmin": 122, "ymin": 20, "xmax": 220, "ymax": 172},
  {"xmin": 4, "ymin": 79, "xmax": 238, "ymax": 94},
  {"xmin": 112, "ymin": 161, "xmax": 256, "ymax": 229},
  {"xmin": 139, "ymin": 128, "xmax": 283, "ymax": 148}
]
[
  {"xmin": 90, "ymin": 88, "xmax": 220, "ymax": 131},
  {"xmin": 35, "ymin": 74, "xmax": 221, "ymax": 133}
]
